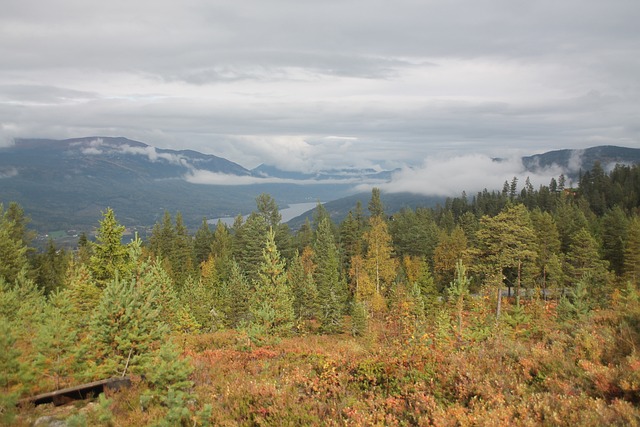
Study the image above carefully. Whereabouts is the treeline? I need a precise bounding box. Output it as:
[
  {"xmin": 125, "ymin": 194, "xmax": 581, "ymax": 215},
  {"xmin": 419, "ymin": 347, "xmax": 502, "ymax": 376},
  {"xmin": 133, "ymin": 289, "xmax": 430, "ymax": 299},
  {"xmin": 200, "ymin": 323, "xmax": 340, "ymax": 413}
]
[{"xmin": 2, "ymin": 162, "xmax": 640, "ymax": 424}]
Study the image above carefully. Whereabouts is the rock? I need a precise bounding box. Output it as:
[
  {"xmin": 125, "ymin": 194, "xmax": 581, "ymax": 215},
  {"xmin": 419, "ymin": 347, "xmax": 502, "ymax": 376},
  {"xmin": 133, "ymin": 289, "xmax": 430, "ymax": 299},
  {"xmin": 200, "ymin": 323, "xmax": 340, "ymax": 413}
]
[{"xmin": 33, "ymin": 415, "xmax": 66, "ymax": 427}]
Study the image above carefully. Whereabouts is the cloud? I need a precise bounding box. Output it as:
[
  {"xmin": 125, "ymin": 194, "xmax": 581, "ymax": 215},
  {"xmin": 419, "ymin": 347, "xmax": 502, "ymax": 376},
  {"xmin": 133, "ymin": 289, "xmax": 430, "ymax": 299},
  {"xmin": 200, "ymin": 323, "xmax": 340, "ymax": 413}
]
[
  {"xmin": 376, "ymin": 154, "xmax": 565, "ymax": 197},
  {"xmin": 0, "ymin": 167, "xmax": 18, "ymax": 178},
  {"xmin": 184, "ymin": 169, "xmax": 386, "ymax": 186},
  {"xmin": 0, "ymin": 0, "xmax": 638, "ymax": 172}
]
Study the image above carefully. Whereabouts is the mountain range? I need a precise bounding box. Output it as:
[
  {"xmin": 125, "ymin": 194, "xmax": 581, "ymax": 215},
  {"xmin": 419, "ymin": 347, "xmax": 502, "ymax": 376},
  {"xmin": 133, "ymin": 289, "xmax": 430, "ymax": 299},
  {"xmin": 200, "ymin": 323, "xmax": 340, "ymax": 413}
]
[{"xmin": 1, "ymin": 137, "xmax": 639, "ymax": 234}]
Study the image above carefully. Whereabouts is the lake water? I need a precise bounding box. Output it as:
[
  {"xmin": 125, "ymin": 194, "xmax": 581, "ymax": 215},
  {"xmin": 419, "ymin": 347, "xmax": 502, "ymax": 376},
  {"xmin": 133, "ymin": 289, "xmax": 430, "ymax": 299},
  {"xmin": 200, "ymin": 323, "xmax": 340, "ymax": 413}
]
[{"xmin": 208, "ymin": 202, "xmax": 319, "ymax": 227}]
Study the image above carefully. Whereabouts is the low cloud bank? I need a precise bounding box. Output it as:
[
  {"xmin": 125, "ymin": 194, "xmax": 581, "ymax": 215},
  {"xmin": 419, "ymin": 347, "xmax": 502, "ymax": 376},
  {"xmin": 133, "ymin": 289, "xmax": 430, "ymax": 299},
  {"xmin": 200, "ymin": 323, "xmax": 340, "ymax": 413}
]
[
  {"xmin": 76, "ymin": 138, "xmax": 190, "ymax": 167},
  {"xmin": 377, "ymin": 154, "xmax": 566, "ymax": 197},
  {"xmin": 184, "ymin": 169, "xmax": 387, "ymax": 186}
]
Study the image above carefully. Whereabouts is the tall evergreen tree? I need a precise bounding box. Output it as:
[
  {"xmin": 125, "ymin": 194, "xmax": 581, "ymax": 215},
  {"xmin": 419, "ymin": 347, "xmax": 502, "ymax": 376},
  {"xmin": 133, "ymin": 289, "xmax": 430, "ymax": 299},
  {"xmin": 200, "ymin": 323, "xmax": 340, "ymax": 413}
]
[
  {"xmin": 193, "ymin": 217, "xmax": 213, "ymax": 266},
  {"xmin": 565, "ymin": 228, "xmax": 610, "ymax": 300},
  {"xmin": 249, "ymin": 228, "xmax": 295, "ymax": 337},
  {"xmin": 314, "ymin": 217, "xmax": 346, "ymax": 333},
  {"xmin": 600, "ymin": 206, "xmax": 628, "ymax": 276},
  {"xmin": 225, "ymin": 260, "xmax": 251, "ymax": 328},
  {"xmin": 233, "ymin": 212, "xmax": 269, "ymax": 283},
  {"xmin": 368, "ymin": 187, "xmax": 385, "ymax": 217},
  {"xmin": 530, "ymin": 209, "xmax": 563, "ymax": 294},
  {"xmin": 288, "ymin": 252, "xmax": 319, "ymax": 321},
  {"xmin": 90, "ymin": 208, "xmax": 131, "ymax": 287},
  {"xmin": 86, "ymin": 268, "xmax": 169, "ymax": 378},
  {"xmin": 624, "ymin": 216, "xmax": 640, "ymax": 286}
]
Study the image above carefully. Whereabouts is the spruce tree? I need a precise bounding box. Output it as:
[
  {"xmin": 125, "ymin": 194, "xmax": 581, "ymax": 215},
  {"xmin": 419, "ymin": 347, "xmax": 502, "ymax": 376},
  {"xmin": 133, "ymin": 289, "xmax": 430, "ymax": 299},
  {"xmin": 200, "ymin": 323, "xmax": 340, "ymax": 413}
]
[
  {"xmin": 193, "ymin": 217, "xmax": 214, "ymax": 265},
  {"xmin": 314, "ymin": 217, "xmax": 346, "ymax": 333},
  {"xmin": 288, "ymin": 251, "xmax": 319, "ymax": 321},
  {"xmin": 225, "ymin": 260, "xmax": 251, "ymax": 328}
]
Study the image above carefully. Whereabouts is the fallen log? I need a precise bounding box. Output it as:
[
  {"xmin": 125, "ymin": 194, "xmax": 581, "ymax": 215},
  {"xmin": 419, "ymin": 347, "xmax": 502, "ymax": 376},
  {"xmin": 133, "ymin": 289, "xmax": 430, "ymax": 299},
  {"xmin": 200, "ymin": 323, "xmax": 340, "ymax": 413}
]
[{"xmin": 19, "ymin": 377, "xmax": 131, "ymax": 407}]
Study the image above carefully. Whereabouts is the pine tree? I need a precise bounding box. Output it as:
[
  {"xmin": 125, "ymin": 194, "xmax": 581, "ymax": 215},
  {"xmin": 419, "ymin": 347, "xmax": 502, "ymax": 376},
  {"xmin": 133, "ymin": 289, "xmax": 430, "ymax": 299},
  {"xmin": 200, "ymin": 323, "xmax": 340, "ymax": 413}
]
[
  {"xmin": 249, "ymin": 228, "xmax": 295, "ymax": 337},
  {"xmin": 0, "ymin": 318, "xmax": 22, "ymax": 425},
  {"xmin": 34, "ymin": 290, "xmax": 78, "ymax": 389},
  {"xmin": 90, "ymin": 208, "xmax": 131, "ymax": 287},
  {"xmin": 86, "ymin": 264, "xmax": 169, "ymax": 378},
  {"xmin": 531, "ymin": 209, "xmax": 563, "ymax": 295},
  {"xmin": 65, "ymin": 261, "xmax": 101, "ymax": 329},
  {"xmin": 475, "ymin": 204, "xmax": 538, "ymax": 318}
]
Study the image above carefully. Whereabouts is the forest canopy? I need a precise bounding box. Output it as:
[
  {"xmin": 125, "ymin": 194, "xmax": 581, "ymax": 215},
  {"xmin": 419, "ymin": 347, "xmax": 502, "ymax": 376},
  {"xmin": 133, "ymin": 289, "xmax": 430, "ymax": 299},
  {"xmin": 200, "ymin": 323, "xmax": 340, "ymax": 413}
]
[{"xmin": 2, "ymin": 161, "xmax": 640, "ymax": 425}]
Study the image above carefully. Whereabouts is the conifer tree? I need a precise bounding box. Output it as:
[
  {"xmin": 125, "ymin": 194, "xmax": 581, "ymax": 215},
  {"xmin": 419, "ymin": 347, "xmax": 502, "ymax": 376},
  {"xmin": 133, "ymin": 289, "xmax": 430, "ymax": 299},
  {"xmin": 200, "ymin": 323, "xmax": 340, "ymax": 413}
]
[
  {"xmin": 368, "ymin": 187, "xmax": 385, "ymax": 217},
  {"xmin": 314, "ymin": 217, "xmax": 346, "ymax": 333},
  {"xmin": 601, "ymin": 206, "xmax": 628, "ymax": 276},
  {"xmin": 181, "ymin": 275, "xmax": 215, "ymax": 331},
  {"xmin": 249, "ymin": 228, "xmax": 295, "ymax": 337},
  {"xmin": 363, "ymin": 215, "xmax": 397, "ymax": 296},
  {"xmin": 531, "ymin": 209, "xmax": 563, "ymax": 295},
  {"xmin": 340, "ymin": 210, "xmax": 363, "ymax": 273},
  {"xmin": 65, "ymin": 261, "xmax": 101, "ymax": 329},
  {"xmin": 288, "ymin": 252, "xmax": 319, "ymax": 321},
  {"xmin": 35, "ymin": 238, "xmax": 69, "ymax": 294},
  {"xmin": 475, "ymin": 204, "xmax": 538, "ymax": 318},
  {"xmin": 0, "ymin": 318, "xmax": 22, "ymax": 425},
  {"xmin": 565, "ymin": 228, "xmax": 610, "ymax": 300},
  {"xmin": 225, "ymin": 260, "xmax": 251, "ymax": 328},
  {"xmin": 200, "ymin": 255, "xmax": 229, "ymax": 329},
  {"xmin": 414, "ymin": 257, "xmax": 438, "ymax": 314},
  {"xmin": 193, "ymin": 217, "xmax": 214, "ymax": 265},
  {"xmin": 34, "ymin": 290, "xmax": 78, "ymax": 389},
  {"xmin": 0, "ymin": 203, "xmax": 29, "ymax": 284},
  {"xmin": 171, "ymin": 212, "xmax": 194, "ymax": 287},
  {"xmin": 90, "ymin": 208, "xmax": 131, "ymax": 287},
  {"xmin": 233, "ymin": 212, "xmax": 268, "ymax": 283},
  {"xmin": 624, "ymin": 216, "xmax": 640, "ymax": 285},
  {"xmin": 87, "ymin": 260, "xmax": 169, "ymax": 378}
]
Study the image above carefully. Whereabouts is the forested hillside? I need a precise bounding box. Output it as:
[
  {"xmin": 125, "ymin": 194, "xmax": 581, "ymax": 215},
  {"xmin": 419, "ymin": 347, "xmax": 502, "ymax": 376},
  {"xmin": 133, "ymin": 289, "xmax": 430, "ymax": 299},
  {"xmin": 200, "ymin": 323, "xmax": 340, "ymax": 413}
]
[{"xmin": 2, "ymin": 161, "xmax": 640, "ymax": 425}]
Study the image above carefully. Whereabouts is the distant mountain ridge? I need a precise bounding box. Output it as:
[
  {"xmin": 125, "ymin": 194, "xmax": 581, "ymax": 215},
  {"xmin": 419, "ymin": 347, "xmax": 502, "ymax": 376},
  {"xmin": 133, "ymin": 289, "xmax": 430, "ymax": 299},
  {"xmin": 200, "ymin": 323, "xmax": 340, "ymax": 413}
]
[
  {"xmin": 1, "ymin": 137, "xmax": 639, "ymax": 233},
  {"xmin": 252, "ymin": 164, "xmax": 398, "ymax": 181},
  {"xmin": 522, "ymin": 145, "xmax": 640, "ymax": 176}
]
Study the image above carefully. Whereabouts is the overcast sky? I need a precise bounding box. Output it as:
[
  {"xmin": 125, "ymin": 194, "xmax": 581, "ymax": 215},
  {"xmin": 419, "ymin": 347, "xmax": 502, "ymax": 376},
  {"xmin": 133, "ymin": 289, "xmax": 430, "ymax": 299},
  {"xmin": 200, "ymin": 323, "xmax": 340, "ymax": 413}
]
[{"xmin": 1, "ymin": 0, "xmax": 639, "ymax": 191}]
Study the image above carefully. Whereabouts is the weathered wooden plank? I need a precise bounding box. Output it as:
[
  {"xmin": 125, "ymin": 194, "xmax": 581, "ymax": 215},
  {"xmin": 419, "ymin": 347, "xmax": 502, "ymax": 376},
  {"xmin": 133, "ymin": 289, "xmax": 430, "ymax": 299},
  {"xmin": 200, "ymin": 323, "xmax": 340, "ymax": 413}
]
[{"xmin": 19, "ymin": 377, "xmax": 131, "ymax": 407}]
